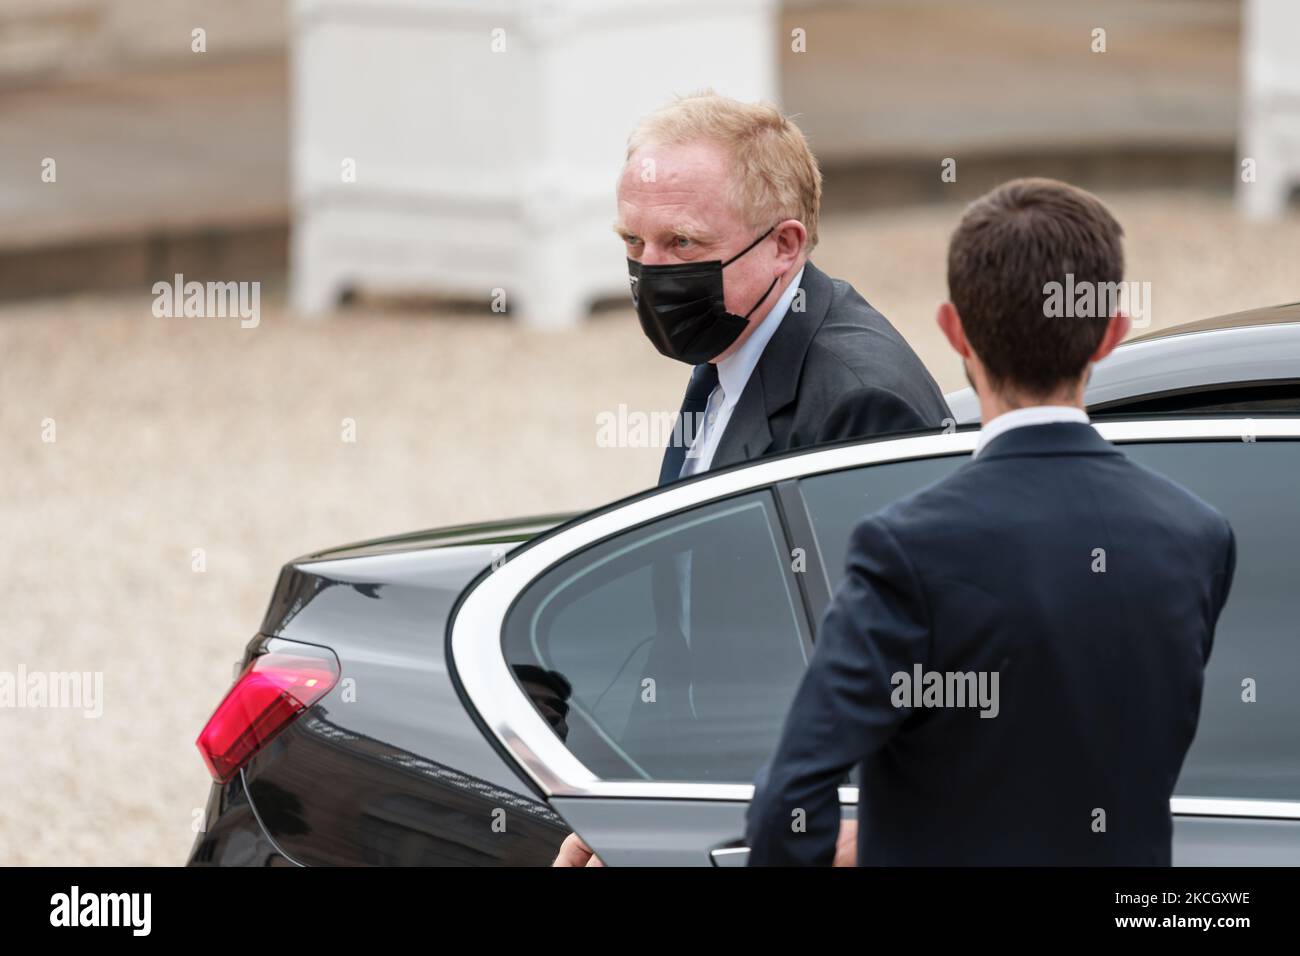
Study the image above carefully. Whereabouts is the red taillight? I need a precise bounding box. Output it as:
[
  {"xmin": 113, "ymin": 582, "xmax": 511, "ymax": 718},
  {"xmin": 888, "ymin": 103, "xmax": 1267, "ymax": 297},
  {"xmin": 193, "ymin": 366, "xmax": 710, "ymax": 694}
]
[{"xmin": 196, "ymin": 644, "xmax": 340, "ymax": 783}]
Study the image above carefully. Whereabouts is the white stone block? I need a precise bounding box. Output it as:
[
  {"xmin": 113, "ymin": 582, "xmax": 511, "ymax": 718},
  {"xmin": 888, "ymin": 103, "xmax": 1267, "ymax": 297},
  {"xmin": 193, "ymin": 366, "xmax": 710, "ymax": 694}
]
[
  {"xmin": 1238, "ymin": 0, "xmax": 1300, "ymax": 220},
  {"xmin": 290, "ymin": 0, "xmax": 778, "ymax": 325}
]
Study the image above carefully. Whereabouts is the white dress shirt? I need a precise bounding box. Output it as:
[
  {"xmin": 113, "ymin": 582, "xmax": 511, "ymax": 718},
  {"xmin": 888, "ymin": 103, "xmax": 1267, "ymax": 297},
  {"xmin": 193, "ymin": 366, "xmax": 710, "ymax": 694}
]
[
  {"xmin": 971, "ymin": 405, "xmax": 1092, "ymax": 459},
  {"xmin": 679, "ymin": 267, "xmax": 806, "ymax": 478}
]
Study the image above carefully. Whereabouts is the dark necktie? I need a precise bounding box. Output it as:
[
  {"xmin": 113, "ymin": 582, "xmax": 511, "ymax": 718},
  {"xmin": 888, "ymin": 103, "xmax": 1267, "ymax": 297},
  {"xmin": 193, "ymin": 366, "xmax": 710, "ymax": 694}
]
[{"xmin": 658, "ymin": 363, "xmax": 719, "ymax": 486}]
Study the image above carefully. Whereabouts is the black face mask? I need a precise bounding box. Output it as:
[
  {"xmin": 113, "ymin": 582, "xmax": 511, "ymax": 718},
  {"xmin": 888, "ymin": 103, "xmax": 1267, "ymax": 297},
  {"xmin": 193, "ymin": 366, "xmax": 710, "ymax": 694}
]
[{"xmin": 628, "ymin": 226, "xmax": 780, "ymax": 365}]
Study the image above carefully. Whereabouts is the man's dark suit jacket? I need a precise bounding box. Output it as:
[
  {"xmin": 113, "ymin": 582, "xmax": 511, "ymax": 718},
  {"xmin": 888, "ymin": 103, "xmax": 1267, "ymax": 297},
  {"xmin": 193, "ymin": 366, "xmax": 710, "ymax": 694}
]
[
  {"xmin": 701, "ymin": 261, "xmax": 950, "ymax": 473},
  {"xmin": 746, "ymin": 422, "xmax": 1236, "ymax": 866}
]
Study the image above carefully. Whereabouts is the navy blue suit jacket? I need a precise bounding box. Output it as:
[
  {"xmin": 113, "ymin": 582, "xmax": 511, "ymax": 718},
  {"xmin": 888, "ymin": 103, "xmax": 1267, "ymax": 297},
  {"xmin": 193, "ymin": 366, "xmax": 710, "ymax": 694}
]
[{"xmin": 746, "ymin": 422, "xmax": 1236, "ymax": 865}]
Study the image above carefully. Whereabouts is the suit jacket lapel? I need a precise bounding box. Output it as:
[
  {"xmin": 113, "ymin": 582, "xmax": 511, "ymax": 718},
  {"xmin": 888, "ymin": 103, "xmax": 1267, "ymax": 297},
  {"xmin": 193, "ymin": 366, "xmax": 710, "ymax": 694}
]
[{"xmin": 711, "ymin": 262, "xmax": 834, "ymax": 469}]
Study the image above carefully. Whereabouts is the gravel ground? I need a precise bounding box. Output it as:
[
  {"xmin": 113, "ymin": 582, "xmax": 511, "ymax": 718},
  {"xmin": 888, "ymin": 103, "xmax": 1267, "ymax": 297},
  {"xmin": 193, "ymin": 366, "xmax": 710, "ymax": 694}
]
[{"xmin": 2, "ymin": 191, "xmax": 1297, "ymax": 865}]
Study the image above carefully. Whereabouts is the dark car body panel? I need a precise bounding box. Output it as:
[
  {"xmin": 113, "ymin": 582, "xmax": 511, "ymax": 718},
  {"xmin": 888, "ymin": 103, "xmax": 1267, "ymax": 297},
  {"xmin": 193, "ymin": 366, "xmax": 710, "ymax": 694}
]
[
  {"xmin": 189, "ymin": 518, "xmax": 571, "ymax": 866},
  {"xmin": 1125, "ymin": 301, "xmax": 1300, "ymax": 342},
  {"xmin": 188, "ymin": 769, "xmax": 297, "ymax": 866}
]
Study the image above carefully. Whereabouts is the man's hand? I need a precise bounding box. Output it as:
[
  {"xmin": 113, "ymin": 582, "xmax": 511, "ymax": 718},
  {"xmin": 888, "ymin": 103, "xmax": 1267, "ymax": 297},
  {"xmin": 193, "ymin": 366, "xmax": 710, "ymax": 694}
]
[
  {"xmin": 554, "ymin": 824, "xmax": 846, "ymax": 866},
  {"xmin": 552, "ymin": 831, "xmax": 605, "ymax": 867},
  {"xmin": 833, "ymin": 818, "xmax": 858, "ymax": 867}
]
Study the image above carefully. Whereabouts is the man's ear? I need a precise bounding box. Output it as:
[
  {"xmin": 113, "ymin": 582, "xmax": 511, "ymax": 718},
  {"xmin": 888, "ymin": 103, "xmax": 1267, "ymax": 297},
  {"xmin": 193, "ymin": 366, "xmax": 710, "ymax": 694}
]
[
  {"xmin": 1090, "ymin": 311, "xmax": 1132, "ymax": 363},
  {"xmin": 937, "ymin": 301, "xmax": 971, "ymax": 359},
  {"xmin": 773, "ymin": 219, "xmax": 808, "ymax": 271}
]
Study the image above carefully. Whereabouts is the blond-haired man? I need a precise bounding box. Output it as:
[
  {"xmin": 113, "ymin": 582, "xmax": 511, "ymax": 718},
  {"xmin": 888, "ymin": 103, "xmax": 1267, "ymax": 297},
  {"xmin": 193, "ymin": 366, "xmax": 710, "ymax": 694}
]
[
  {"xmin": 553, "ymin": 92, "xmax": 949, "ymax": 866},
  {"xmin": 619, "ymin": 91, "xmax": 949, "ymax": 487}
]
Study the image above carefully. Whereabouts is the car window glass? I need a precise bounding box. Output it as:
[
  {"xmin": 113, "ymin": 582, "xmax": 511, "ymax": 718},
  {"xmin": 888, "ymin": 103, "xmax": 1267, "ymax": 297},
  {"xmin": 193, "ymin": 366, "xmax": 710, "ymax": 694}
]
[
  {"xmin": 801, "ymin": 439, "xmax": 1300, "ymax": 803},
  {"xmin": 503, "ymin": 492, "xmax": 810, "ymax": 783},
  {"xmin": 801, "ymin": 456, "xmax": 964, "ymax": 591},
  {"xmin": 1093, "ymin": 382, "xmax": 1300, "ymax": 416},
  {"xmin": 1122, "ymin": 440, "xmax": 1300, "ymax": 801}
]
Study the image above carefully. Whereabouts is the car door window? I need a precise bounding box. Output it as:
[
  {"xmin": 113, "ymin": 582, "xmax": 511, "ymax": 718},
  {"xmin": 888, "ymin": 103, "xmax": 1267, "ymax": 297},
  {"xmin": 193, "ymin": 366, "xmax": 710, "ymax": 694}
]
[
  {"xmin": 1120, "ymin": 439, "xmax": 1300, "ymax": 801},
  {"xmin": 503, "ymin": 491, "xmax": 810, "ymax": 784},
  {"xmin": 801, "ymin": 456, "xmax": 964, "ymax": 591},
  {"xmin": 799, "ymin": 439, "xmax": 1300, "ymax": 804}
]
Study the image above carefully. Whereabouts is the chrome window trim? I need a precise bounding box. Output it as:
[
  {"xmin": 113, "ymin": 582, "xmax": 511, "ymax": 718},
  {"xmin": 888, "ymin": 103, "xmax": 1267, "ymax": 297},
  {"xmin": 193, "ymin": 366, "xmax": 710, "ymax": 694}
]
[
  {"xmin": 1169, "ymin": 797, "xmax": 1300, "ymax": 820},
  {"xmin": 709, "ymin": 847, "xmax": 752, "ymax": 862},
  {"xmin": 450, "ymin": 418, "xmax": 1300, "ymax": 804}
]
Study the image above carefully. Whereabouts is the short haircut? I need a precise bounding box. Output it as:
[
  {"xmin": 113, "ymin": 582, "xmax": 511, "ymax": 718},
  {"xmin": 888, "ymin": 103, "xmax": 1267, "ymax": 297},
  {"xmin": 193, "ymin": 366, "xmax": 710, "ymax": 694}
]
[
  {"xmin": 947, "ymin": 178, "xmax": 1125, "ymax": 397},
  {"xmin": 627, "ymin": 90, "xmax": 823, "ymax": 250}
]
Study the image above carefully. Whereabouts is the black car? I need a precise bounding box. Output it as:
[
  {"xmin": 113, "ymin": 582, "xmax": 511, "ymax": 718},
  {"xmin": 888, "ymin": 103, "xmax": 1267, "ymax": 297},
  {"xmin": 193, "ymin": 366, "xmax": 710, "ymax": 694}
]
[{"xmin": 189, "ymin": 306, "xmax": 1300, "ymax": 866}]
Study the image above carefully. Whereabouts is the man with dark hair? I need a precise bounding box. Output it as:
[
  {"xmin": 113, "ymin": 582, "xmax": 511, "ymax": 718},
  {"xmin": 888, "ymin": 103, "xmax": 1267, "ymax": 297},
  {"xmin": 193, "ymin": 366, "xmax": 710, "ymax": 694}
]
[
  {"xmin": 747, "ymin": 177, "xmax": 1236, "ymax": 866},
  {"xmin": 945, "ymin": 176, "xmax": 1127, "ymax": 397}
]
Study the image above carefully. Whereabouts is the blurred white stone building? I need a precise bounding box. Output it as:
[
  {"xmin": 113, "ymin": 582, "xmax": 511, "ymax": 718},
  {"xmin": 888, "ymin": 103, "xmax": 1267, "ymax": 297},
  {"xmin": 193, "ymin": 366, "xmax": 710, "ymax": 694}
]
[{"xmin": 1, "ymin": 0, "xmax": 1292, "ymax": 315}]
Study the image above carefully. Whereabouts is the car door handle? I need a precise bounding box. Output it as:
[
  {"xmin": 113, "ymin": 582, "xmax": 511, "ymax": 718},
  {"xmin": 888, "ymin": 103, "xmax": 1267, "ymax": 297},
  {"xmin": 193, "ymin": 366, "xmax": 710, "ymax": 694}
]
[{"xmin": 709, "ymin": 844, "xmax": 750, "ymax": 867}]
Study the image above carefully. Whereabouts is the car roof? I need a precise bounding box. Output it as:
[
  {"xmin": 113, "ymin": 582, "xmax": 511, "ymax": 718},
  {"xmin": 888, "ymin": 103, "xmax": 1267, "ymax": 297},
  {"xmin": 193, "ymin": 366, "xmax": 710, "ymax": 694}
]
[
  {"xmin": 943, "ymin": 301, "xmax": 1300, "ymax": 423},
  {"xmin": 1127, "ymin": 301, "xmax": 1300, "ymax": 343}
]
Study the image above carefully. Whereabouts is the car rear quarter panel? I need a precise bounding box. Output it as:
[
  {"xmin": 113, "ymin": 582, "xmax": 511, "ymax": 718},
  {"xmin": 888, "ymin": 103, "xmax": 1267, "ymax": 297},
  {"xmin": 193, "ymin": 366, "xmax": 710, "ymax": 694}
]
[{"xmin": 238, "ymin": 544, "xmax": 567, "ymax": 865}]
